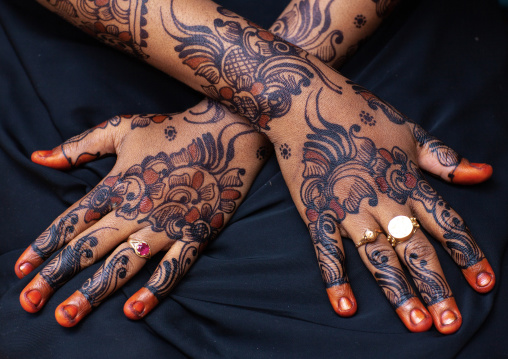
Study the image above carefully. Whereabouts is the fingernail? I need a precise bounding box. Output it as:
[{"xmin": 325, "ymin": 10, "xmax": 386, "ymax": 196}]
[
  {"xmin": 33, "ymin": 150, "xmax": 54, "ymax": 158},
  {"xmin": 26, "ymin": 289, "xmax": 42, "ymax": 306},
  {"xmin": 476, "ymin": 272, "xmax": 492, "ymax": 287},
  {"xmin": 132, "ymin": 301, "xmax": 145, "ymax": 316},
  {"xmin": 338, "ymin": 297, "xmax": 352, "ymax": 311},
  {"xmin": 441, "ymin": 310, "xmax": 457, "ymax": 325},
  {"xmin": 410, "ymin": 308, "xmax": 426, "ymax": 325},
  {"xmin": 19, "ymin": 262, "xmax": 34, "ymax": 277},
  {"xmin": 469, "ymin": 163, "xmax": 490, "ymax": 170},
  {"xmin": 62, "ymin": 305, "xmax": 78, "ymax": 320}
]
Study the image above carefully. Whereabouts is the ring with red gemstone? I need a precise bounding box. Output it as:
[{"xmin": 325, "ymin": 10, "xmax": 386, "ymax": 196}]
[{"xmin": 128, "ymin": 239, "xmax": 152, "ymax": 259}]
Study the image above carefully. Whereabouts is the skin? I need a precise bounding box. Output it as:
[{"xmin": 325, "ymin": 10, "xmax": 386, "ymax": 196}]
[{"xmin": 16, "ymin": 0, "xmax": 494, "ymax": 334}]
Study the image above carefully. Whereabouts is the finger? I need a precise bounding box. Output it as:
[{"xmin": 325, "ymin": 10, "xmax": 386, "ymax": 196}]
[
  {"xmin": 305, "ymin": 212, "xmax": 356, "ymax": 317},
  {"xmin": 31, "ymin": 117, "xmax": 123, "ymax": 170},
  {"xmin": 393, "ymin": 229, "xmax": 462, "ymax": 334},
  {"xmin": 354, "ymin": 228, "xmax": 432, "ymax": 332},
  {"xmin": 413, "ymin": 123, "xmax": 492, "ymax": 185},
  {"xmin": 124, "ymin": 237, "xmax": 206, "ymax": 320},
  {"xmin": 412, "ymin": 189, "xmax": 495, "ymax": 293},
  {"xmin": 15, "ymin": 170, "xmax": 125, "ymax": 278},
  {"xmin": 55, "ymin": 229, "xmax": 172, "ymax": 327},
  {"xmin": 19, "ymin": 218, "xmax": 133, "ymax": 313}
]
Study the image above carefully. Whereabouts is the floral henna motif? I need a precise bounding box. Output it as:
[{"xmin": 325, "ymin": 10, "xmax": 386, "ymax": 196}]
[
  {"xmin": 300, "ymin": 89, "xmax": 484, "ymax": 288},
  {"xmin": 164, "ymin": 1, "xmax": 342, "ymax": 130},
  {"xmin": 271, "ymin": 0, "xmax": 344, "ymax": 64}
]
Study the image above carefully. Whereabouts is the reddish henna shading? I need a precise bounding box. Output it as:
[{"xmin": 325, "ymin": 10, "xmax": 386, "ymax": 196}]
[
  {"xmin": 461, "ymin": 258, "xmax": 495, "ymax": 293},
  {"xmin": 326, "ymin": 283, "xmax": 357, "ymax": 317},
  {"xmin": 450, "ymin": 159, "xmax": 493, "ymax": 185},
  {"xmin": 20, "ymin": 274, "xmax": 55, "ymax": 313},
  {"xmin": 124, "ymin": 287, "xmax": 159, "ymax": 320},
  {"xmin": 428, "ymin": 297, "xmax": 462, "ymax": 334},
  {"xmin": 55, "ymin": 291, "xmax": 92, "ymax": 327},
  {"xmin": 395, "ymin": 297, "xmax": 433, "ymax": 333}
]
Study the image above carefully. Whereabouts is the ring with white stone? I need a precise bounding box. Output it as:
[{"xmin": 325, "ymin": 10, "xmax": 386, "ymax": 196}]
[
  {"xmin": 386, "ymin": 216, "xmax": 420, "ymax": 247},
  {"xmin": 355, "ymin": 229, "xmax": 383, "ymax": 248},
  {"xmin": 128, "ymin": 239, "xmax": 152, "ymax": 259}
]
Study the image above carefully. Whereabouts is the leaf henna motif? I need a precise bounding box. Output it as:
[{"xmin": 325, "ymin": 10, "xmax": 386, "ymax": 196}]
[
  {"xmin": 271, "ymin": 0, "xmax": 344, "ymax": 64},
  {"xmin": 80, "ymin": 247, "xmax": 131, "ymax": 307},
  {"xmin": 164, "ymin": 1, "xmax": 342, "ymax": 130}
]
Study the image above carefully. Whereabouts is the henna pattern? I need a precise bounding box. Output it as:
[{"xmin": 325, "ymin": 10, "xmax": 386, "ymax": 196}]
[
  {"xmin": 354, "ymin": 15, "xmax": 367, "ymax": 28},
  {"xmin": 32, "ymin": 211, "xmax": 79, "ymax": 260},
  {"xmin": 405, "ymin": 244, "xmax": 452, "ymax": 305},
  {"xmin": 359, "ymin": 110, "xmax": 375, "ymax": 126},
  {"xmin": 164, "ymin": 1, "xmax": 342, "ymax": 130},
  {"xmin": 271, "ymin": 0, "xmax": 344, "ymax": 64},
  {"xmin": 120, "ymin": 114, "xmax": 173, "ymax": 129},
  {"xmin": 371, "ymin": 0, "xmax": 399, "ymax": 18},
  {"xmin": 279, "ymin": 143, "xmax": 291, "ymax": 159},
  {"xmin": 40, "ymin": 227, "xmax": 117, "ymax": 290},
  {"xmin": 364, "ymin": 244, "xmax": 415, "ymax": 308},
  {"xmin": 80, "ymin": 247, "xmax": 131, "ymax": 306},
  {"xmin": 412, "ymin": 123, "xmax": 462, "ymax": 179},
  {"xmin": 301, "ymin": 89, "xmax": 483, "ymax": 289},
  {"xmin": 348, "ymin": 81, "xmax": 407, "ymax": 124},
  {"xmin": 164, "ymin": 126, "xmax": 177, "ymax": 141},
  {"xmin": 46, "ymin": 0, "xmax": 150, "ymax": 59},
  {"xmin": 183, "ymin": 99, "xmax": 226, "ymax": 124}
]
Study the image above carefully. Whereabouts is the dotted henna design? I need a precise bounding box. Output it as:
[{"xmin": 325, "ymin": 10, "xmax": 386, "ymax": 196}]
[
  {"xmin": 354, "ymin": 15, "xmax": 367, "ymax": 28},
  {"xmin": 164, "ymin": 126, "xmax": 177, "ymax": 141},
  {"xmin": 279, "ymin": 143, "xmax": 291, "ymax": 159},
  {"xmin": 359, "ymin": 110, "xmax": 375, "ymax": 126}
]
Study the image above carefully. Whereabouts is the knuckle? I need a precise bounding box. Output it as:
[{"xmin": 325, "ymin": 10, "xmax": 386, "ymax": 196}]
[{"xmin": 404, "ymin": 240, "xmax": 438, "ymax": 264}]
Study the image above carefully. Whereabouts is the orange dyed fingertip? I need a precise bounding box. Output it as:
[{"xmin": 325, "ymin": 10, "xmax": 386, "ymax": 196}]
[
  {"xmin": 19, "ymin": 274, "xmax": 54, "ymax": 313},
  {"xmin": 461, "ymin": 258, "xmax": 495, "ymax": 293},
  {"xmin": 450, "ymin": 160, "xmax": 493, "ymax": 185},
  {"xmin": 124, "ymin": 287, "xmax": 159, "ymax": 320},
  {"xmin": 326, "ymin": 283, "xmax": 357, "ymax": 317},
  {"xmin": 15, "ymin": 246, "xmax": 44, "ymax": 279},
  {"xmin": 395, "ymin": 297, "xmax": 433, "ymax": 333},
  {"xmin": 428, "ymin": 297, "xmax": 462, "ymax": 335},
  {"xmin": 31, "ymin": 147, "xmax": 70, "ymax": 170},
  {"xmin": 55, "ymin": 291, "xmax": 92, "ymax": 327}
]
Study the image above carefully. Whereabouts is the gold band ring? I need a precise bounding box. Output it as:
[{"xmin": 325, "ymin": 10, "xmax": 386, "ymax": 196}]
[
  {"xmin": 356, "ymin": 229, "xmax": 383, "ymax": 248},
  {"xmin": 128, "ymin": 239, "xmax": 152, "ymax": 259},
  {"xmin": 386, "ymin": 216, "xmax": 420, "ymax": 248}
]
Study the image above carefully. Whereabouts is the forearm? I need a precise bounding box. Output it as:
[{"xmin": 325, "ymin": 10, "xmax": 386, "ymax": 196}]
[{"xmin": 35, "ymin": 0, "xmax": 398, "ymax": 132}]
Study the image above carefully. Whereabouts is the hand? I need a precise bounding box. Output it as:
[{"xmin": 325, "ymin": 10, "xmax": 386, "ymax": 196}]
[
  {"xmin": 15, "ymin": 100, "xmax": 269, "ymax": 327},
  {"xmin": 270, "ymin": 83, "xmax": 494, "ymax": 334}
]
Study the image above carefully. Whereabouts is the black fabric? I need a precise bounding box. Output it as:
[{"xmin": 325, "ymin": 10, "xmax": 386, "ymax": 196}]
[{"xmin": 1, "ymin": 0, "xmax": 507, "ymax": 358}]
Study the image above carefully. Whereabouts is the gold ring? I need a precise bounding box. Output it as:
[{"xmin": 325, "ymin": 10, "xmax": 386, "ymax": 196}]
[
  {"xmin": 356, "ymin": 229, "xmax": 383, "ymax": 248},
  {"xmin": 386, "ymin": 216, "xmax": 420, "ymax": 247},
  {"xmin": 128, "ymin": 239, "xmax": 152, "ymax": 259}
]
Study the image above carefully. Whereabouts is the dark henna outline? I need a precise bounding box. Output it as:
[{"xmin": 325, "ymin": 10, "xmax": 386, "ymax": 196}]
[
  {"xmin": 40, "ymin": 227, "xmax": 118, "ymax": 290},
  {"xmin": 271, "ymin": 0, "xmax": 344, "ymax": 64},
  {"xmin": 404, "ymin": 244, "xmax": 452, "ymax": 306},
  {"xmin": 80, "ymin": 247, "xmax": 131, "ymax": 307},
  {"xmin": 364, "ymin": 244, "xmax": 415, "ymax": 308},
  {"xmin": 163, "ymin": 0, "xmax": 342, "ymax": 130}
]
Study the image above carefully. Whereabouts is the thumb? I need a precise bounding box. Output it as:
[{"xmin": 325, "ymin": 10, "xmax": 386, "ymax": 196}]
[
  {"xmin": 31, "ymin": 118, "xmax": 121, "ymax": 170},
  {"xmin": 413, "ymin": 124, "xmax": 492, "ymax": 185}
]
